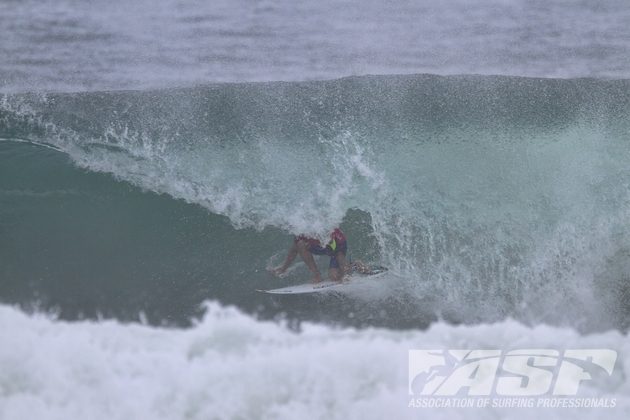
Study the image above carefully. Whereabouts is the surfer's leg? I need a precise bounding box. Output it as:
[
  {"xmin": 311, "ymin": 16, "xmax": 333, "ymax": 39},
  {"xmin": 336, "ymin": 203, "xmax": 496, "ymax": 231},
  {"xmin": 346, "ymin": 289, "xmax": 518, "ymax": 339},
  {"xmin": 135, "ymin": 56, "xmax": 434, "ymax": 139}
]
[
  {"xmin": 270, "ymin": 242, "xmax": 298, "ymax": 276},
  {"xmin": 328, "ymin": 256, "xmax": 340, "ymax": 281},
  {"xmin": 296, "ymin": 239, "xmax": 323, "ymax": 283},
  {"xmin": 329, "ymin": 267, "xmax": 340, "ymax": 281},
  {"xmin": 329, "ymin": 251, "xmax": 348, "ymax": 282},
  {"xmin": 337, "ymin": 252, "xmax": 349, "ymax": 275}
]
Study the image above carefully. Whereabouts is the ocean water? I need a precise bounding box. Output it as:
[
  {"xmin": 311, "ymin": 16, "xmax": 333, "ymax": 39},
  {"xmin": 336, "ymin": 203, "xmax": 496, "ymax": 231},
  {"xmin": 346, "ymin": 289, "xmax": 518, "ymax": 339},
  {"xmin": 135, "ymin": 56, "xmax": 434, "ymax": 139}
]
[
  {"xmin": 2, "ymin": 0, "xmax": 630, "ymax": 91},
  {"xmin": 2, "ymin": 302, "xmax": 629, "ymax": 420},
  {"xmin": 2, "ymin": 0, "xmax": 630, "ymax": 419}
]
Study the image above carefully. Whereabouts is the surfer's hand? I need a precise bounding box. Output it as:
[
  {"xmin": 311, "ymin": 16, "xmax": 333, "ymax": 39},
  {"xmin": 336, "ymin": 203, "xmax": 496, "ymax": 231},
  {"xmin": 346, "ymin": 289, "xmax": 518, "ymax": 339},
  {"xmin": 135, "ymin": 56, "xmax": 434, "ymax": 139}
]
[{"xmin": 267, "ymin": 266, "xmax": 285, "ymax": 277}]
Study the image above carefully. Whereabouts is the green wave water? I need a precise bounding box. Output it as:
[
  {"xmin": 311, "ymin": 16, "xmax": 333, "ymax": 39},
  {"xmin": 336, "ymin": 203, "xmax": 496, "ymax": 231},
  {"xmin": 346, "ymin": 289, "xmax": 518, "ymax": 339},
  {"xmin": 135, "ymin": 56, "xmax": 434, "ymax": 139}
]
[{"xmin": 1, "ymin": 74, "xmax": 630, "ymax": 331}]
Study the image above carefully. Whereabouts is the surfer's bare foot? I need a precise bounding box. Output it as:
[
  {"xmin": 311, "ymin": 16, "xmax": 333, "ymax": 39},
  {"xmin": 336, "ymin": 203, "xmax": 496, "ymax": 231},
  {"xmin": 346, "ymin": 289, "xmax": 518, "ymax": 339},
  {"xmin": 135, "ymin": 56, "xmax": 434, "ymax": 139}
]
[
  {"xmin": 311, "ymin": 274, "xmax": 323, "ymax": 283},
  {"xmin": 351, "ymin": 261, "xmax": 370, "ymax": 274}
]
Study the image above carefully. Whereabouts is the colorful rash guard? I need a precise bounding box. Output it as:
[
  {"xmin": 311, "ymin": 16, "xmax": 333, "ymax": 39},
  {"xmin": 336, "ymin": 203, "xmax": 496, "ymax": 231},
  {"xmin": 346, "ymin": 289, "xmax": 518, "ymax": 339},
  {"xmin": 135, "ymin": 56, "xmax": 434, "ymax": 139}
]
[{"xmin": 294, "ymin": 228, "xmax": 347, "ymax": 268}]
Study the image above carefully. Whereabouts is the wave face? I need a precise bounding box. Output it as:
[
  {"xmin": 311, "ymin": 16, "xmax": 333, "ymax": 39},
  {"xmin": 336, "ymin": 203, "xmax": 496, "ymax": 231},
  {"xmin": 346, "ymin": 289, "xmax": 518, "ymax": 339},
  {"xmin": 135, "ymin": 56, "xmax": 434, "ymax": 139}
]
[{"xmin": 2, "ymin": 74, "xmax": 630, "ymax": 331}]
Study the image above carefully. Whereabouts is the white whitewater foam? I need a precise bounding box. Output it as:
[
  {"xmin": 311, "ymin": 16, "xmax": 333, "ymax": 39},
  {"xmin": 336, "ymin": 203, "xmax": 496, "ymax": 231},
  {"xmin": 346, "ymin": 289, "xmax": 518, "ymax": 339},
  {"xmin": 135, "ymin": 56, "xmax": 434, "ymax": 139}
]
[{"xmin": 1, "ymin": 302, "xmax": 628, "ymax": 420}]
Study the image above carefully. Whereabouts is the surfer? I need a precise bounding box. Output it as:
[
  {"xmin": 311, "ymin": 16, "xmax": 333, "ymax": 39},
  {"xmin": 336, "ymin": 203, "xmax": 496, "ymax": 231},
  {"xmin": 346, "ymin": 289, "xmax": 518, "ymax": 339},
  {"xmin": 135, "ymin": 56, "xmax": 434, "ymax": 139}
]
[{"xmin": 270, "ymin": 228, "xmax": 349, "ymax": 283}]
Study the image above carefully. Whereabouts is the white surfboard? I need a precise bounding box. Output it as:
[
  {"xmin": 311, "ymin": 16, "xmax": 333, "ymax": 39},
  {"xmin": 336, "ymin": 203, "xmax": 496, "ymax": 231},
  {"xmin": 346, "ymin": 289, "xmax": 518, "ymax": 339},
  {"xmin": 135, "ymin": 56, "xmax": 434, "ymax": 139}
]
[{"xmin": 257, "ymin": 266, "xmax": 388, "ymax": 295}]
